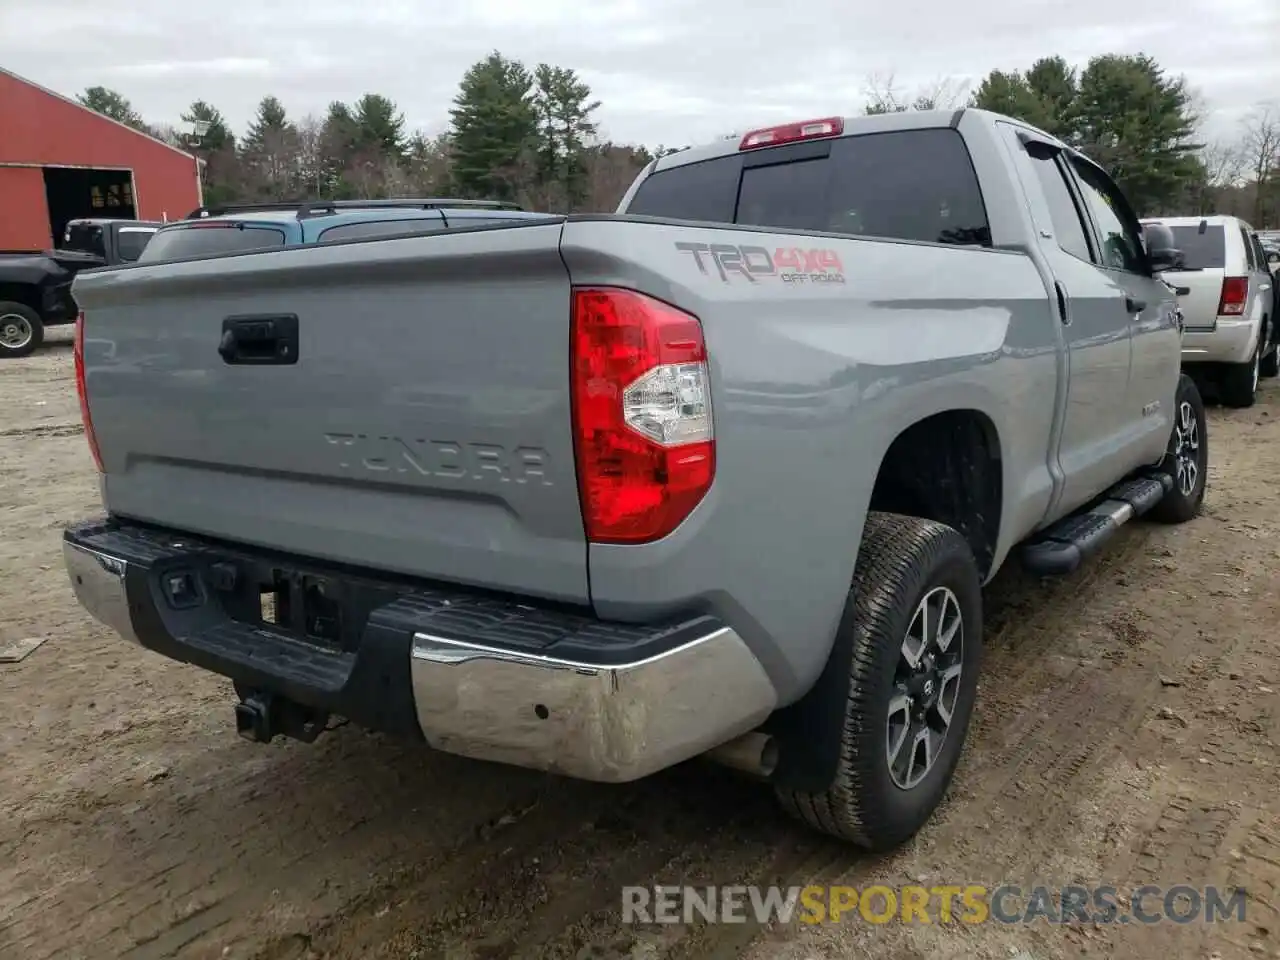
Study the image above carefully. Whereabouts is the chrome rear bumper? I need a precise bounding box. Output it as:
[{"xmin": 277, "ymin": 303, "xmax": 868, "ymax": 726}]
[
  {"xmin": 411, "ymin": 628, "xmax": 776, "ymax": 782},
  {"xmin": 65, "ymin": 540, "xmax": 140, "ymax": 645},
  {"xmin": 63, "ymin": 520, "xmax": 777, "ymax": 783}
]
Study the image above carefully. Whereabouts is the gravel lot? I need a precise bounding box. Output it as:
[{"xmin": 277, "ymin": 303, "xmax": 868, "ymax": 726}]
[{"xmin": 2, "ymin": 328, "xmax": 1278, "ymax": 960}]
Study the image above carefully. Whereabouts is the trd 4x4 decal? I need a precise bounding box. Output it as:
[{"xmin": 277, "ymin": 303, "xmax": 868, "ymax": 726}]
[{"xmin": 675, "ymin": 241, "xmax": 846, "ymax": 284}]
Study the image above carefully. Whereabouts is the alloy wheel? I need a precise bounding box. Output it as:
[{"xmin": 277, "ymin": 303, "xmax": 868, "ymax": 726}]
[{"xmin": 887, "ymin": 585, "xmax": 964, "ymax": 790}]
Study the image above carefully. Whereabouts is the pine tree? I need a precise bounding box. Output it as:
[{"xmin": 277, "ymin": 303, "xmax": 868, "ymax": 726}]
[{"xmin": 448, "ymin": 52, "xmax": 536, "ymax": 202}]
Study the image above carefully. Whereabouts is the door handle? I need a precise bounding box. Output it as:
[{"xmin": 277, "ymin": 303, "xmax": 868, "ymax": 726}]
[
  {"xmin": 1124, "ymin": 295, "xmax": 1147, "ymax": 314},
  {"xmin": 218, "ymin": 314, "xmax": 299, "ymax": 365},
  {"xmin": 1054, "ymin": 280, "xmax": 1070, "ymax": 326}
]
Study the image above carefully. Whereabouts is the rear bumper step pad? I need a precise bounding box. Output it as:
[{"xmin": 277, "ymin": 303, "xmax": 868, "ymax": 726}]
[{"xmin": 63, "ymin": 518, "xmax": 776, "ymax": 782}]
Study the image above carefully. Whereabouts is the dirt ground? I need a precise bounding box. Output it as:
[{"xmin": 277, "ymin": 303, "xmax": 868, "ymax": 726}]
[{"xmin": 1, "ymin": 328, "xmax": 1278, "ymax": 960}]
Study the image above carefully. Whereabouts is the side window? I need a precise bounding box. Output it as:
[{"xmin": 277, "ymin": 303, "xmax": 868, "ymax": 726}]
[
  {"xmin": 136, "ymin": 225, "xmax": 286, "ymax": 262},
  {"xmin": 1240, "ymin": 227, "xmax": 1257, "ymax": 270},
  {"xmin": 1067, "ymin": 157, "xmax": 1147, "ymax": 275},
  {"xmin": 625, "ymin": 155, "xmax": 741, "ymax": 223},
  {"xmin": 825, "ymin": 129, "xmax": 991, "ymax": 246},
  {"xmin": 116, "ymin": 229, "xmax": 155, "ymax": 262},
  {"xmin": 317, "ymin": 218, "xmax": 446, "ymax": 243},
  {"xmin": 1251, "ymin": 235, "xmax": 1267, "ymax": 270},
  {"xmin": 1024, "ymin": 144, "xmax": 1092, "ymax": 262}
]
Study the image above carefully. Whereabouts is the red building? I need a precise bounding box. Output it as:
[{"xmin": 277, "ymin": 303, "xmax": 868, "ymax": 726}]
[{"xmin": 0, "ymin": 67, "xmax": 202, "ymax": 251}]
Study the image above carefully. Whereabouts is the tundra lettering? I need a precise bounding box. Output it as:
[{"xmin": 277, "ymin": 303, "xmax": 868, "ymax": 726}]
[{"xmin": 324, "ymin": 433, "xmax": 554, "ymax": 485}]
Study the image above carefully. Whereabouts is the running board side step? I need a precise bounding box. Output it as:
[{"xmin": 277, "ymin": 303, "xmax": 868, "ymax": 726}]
[{"xmin": 1018, "ymin": 474, "xmax": 1173, "ymax": 576}]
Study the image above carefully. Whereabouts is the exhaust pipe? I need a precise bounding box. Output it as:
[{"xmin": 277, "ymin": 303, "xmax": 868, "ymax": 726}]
[{"xmin": 703, "ymin": 731, "xmax": 779, "ymax": 779}]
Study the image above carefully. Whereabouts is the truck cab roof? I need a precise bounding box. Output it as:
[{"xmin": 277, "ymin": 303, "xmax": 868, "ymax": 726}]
[{"xmin": 644, "ymin": 107, "xmax": 1074, "ymax": 177}]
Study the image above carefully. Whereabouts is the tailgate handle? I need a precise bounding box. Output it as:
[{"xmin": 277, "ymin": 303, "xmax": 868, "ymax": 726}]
[{"xmin": 219, "ymin": 314, "xmax": 299, "ymax": 365}]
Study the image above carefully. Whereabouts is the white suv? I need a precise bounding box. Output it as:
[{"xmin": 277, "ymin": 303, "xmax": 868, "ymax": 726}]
[{"xmin": 1141, "ymin": 215, "xmax": 1276, "ymax": 408}]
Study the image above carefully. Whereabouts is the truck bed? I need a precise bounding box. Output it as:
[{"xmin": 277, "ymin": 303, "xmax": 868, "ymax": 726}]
[{"xmin": 74, "ymin": 219, "xmax": 589, "ymax": 603}]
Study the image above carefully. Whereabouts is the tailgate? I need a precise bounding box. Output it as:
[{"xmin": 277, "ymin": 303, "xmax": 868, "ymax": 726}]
[
  {"xmin": 1162, "ymin": 268, "xmax": 1224, "ymax": 331},
  {"xmin": 72, "ymin": 219, "xmax": 589, "ymax": 603}
]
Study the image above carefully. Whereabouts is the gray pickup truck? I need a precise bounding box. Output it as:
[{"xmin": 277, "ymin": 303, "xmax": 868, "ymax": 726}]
[{"xmin": 63, "ymin": 108, "xmax": 1206, "ymax": 851}]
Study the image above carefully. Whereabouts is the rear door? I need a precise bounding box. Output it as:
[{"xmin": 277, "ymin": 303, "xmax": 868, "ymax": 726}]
[
  {"xmin": 1006, "ymin": 131, "xmax": 1137, "ymax": 515},
  {"xmin": 1064, "ymin": 153, "xmax": 1179, "ymax": 471},
  {"xmin": 1243, "ymin": 227, "xmax": 1273, "ymax": 329}
]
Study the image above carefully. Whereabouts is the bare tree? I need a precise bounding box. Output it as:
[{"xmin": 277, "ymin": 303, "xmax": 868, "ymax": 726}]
[
  {"xmin": 582, "ymin": 143, "xmax": 649, "ymax": 211},
  {"xmin": 1186, "ymin": 137, "xmax": 1249, "ymax": 216},
  {"xmin": 1200, "ymin": 138, "xmax": 1246, "ymax": 189},
  {"xmin": 912, "ymin": 76, "xmax": 971, "ymax": 111},
  {"xmin": 1241, "ymin": 101, "xmax": 1280, "ymax": 226},
  {"xmin": 294, "ymin": 115, "xmax": 325, "ymax": 197},
  {"xmin": 862, "ymin": 72, "xmax": 909, "ymax": 114},
  {"xmin": 862, "ymin": 72, "xmax": 970, "ymax": 114},
  {"xmin": 404, "ymin": 133, "xmax": 453, "ymax": 196}
]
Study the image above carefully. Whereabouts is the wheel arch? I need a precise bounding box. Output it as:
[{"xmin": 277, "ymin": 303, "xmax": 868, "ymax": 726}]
[
  {"xmin": 865, "ymin": 408, "xmax": 1004, "ymax": 579},
  {"xmin": 0, "ymin": 283, "xmax": 43, "ymax": 316},
  {"xmin": 765, "ymin": 406, "xmax": 1004, "ymax": 794}
]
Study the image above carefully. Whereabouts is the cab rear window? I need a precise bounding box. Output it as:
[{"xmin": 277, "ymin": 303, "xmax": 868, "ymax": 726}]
[
  {"xmin": 116, "ymin": 229, "xmax": 155, "ymax": 262},
  {"xmin": 627, "ymin": 128, "xmax": 992, "ymax": 247},
  {"xmin": 64, "ymin": 223, "xmax": 106, "ymax": 258},
  {"xmin": 137, "ymin": 224, "xmax": 287, "ymax": 262}
]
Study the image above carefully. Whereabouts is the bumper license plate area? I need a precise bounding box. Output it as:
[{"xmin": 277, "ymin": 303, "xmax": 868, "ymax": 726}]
[{"xmin": 195, "ymin": 557, "xmax": 385, "ymax": 654}]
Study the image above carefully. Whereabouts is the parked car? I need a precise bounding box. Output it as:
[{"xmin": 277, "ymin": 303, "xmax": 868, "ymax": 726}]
[
  {"xmin": 63, "ymin": 107, "xmax": 1207, "ymax": 852},
  {"xmin": 0, "ymin": 217, "xmax": 161, "ymax": 358},
  {"xmin": 1138, "ymin": 215, "xmax": 1277, "ymax": 405},
  {"xmin": 134, "ymin": 198, "xmax": 553, "ymax": 263},
  {"xmin": 1261, "ymin": 237, "xmax": 1280, "ymax": 272}
]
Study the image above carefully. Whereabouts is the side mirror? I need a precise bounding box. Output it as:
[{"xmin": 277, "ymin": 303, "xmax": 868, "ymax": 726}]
[
  {"xmin": 1140, "ymin": 222, "xmax": 1183, "ymax": 273},
  {"xmin": 1147, "ymin": 246, "xmax": 1185, "ymax": 272}
]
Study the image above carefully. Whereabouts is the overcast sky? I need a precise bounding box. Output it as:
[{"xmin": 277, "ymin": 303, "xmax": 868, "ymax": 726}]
[{"xmin": 1, "ymin": 0, "xmax": 1276, "ymax": 148}]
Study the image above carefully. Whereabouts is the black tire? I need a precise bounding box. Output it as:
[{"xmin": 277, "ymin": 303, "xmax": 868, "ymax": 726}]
[
  {"xmin": 1148, "ymin": 373, "xmax": 1208, "ymax": 525},
  {"xmin": 0, "ymin": 301, "xmax": 43, "ymax": 359},
  {"xmin": 1261, "ymin": 341, "xmax": 1279, "ymax": 379},
  {"xmin": 775, "ymin": 512, "xmax": 982, "ymax": 851},
  {"xmin": 1220, "ymin": 336, "xmax": 1260, "ymax": 407}
]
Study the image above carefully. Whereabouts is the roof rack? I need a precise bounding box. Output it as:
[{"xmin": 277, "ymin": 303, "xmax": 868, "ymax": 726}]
[{"xmin": 183, "ymin": 198, "xmax": 524, "ymax": 220}]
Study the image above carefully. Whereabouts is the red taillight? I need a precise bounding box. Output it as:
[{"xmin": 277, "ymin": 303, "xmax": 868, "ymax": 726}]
[
  {"xmin": 570, "ymin": 288, "xmax": 715, "ymax": 544},
  {"xmin": 74, "ymin": 311, "xmax": 104, "ymax": 473},
  {"xmin": 1218, "ymin": 276, "xmax": 1249, "ymax": 316},
  {"xmin": 739, "ymin": 116, "xmax": 844, "ymax": 151}
]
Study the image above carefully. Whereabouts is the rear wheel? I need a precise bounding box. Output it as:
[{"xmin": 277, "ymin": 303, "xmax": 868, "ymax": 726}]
[
  {"xmin": 0, "ymin": 302, "xmax": 43, "ymax": 359},
  {"xmin": 775, "ymin": 513, "xmax": 982, "ymax": 851},
  {"xmin": 1149, "ymin": 373, "xmax": 1208, "ymax": 525},
  {"xmin": 1220, "ymin": 336, "xmax": 1260, "ymax": 407}
]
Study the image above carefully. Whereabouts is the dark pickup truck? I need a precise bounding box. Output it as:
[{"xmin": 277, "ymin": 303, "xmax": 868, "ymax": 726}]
[{"xmin": 0, "ymin": 218, "xmax": 162, "ymax": 358}]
